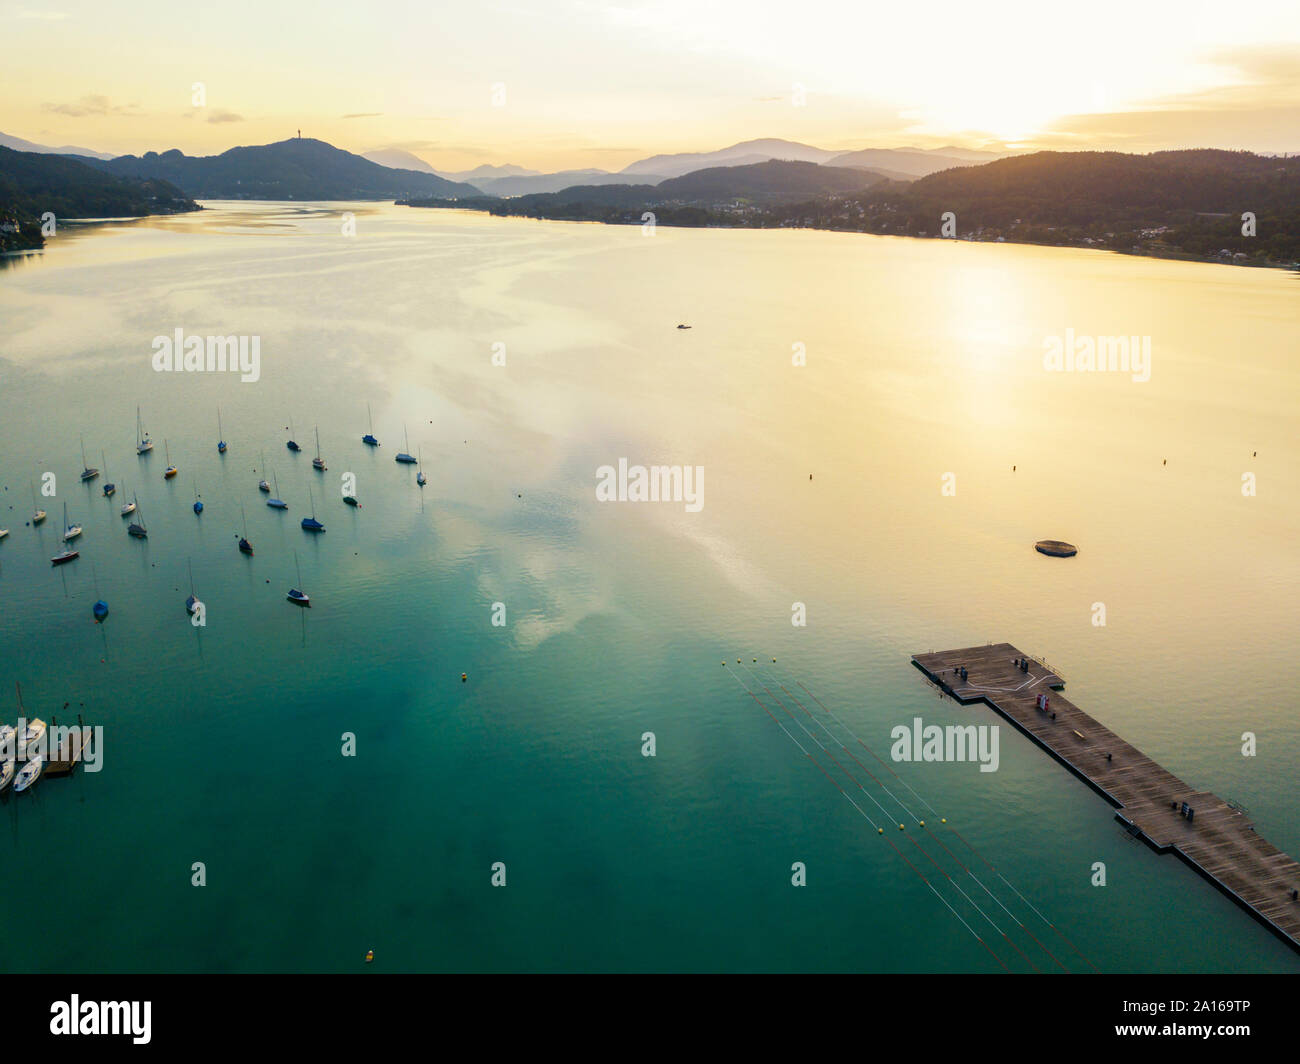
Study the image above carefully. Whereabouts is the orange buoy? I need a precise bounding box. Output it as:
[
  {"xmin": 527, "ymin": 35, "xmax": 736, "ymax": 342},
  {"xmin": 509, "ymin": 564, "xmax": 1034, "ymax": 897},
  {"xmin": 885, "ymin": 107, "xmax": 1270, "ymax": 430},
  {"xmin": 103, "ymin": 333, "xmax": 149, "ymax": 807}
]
[{"xmin": 461, "ymin": 673, "xmax": 467, "ymax": 682}]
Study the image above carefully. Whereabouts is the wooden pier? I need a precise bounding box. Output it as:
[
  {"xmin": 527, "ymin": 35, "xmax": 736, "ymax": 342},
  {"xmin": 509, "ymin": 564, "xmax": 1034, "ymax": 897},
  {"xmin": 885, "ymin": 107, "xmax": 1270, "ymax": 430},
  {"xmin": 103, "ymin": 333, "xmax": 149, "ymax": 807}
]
[{"xmin": 912, "ymin": 643, "xmax": 1300, "ymax": 955}]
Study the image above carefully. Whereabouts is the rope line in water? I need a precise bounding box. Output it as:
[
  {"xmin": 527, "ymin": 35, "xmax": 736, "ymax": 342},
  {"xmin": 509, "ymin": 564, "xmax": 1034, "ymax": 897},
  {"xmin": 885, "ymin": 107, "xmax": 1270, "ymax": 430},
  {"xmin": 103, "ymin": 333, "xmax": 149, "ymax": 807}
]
[
  {"xmin": 727, "ymin": 662, "xmax": 1009, "ymax": 970},
  {"xmin": 778, "ymin": 662, "xmax": 1097, "ymax": 974}
]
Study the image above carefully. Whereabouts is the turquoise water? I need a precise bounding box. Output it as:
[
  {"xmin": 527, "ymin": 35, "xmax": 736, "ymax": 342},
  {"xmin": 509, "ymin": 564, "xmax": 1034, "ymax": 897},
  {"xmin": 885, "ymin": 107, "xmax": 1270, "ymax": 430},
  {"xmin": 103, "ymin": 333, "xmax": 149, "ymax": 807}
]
[{"xmin": 0, "ymin": 202, "xmax": 1297, "ymax": 972}]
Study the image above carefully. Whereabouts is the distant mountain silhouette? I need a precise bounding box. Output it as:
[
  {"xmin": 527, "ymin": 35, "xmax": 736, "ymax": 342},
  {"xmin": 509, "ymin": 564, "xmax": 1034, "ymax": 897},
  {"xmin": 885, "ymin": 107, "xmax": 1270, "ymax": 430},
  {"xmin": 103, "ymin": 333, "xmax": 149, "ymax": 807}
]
[
  {"xmin": 620, "ymin": 138, "xmax": 839, "ymax": 177},
  {"xmin": 0, "ymin": 145, "xmax": 198, "ymax": 250},
  {"xmin": 0, "ymin": 130, "xmax": 115, "ymax": 161},
  {"xmin": 88, "ymin": 138, "xmax": 480, "ymax": 200}
]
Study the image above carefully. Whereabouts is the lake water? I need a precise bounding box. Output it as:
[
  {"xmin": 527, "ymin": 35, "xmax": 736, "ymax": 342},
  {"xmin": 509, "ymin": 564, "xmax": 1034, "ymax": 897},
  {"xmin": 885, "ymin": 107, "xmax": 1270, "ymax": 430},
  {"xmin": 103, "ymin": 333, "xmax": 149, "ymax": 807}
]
[{"xmin": 0, "ymin": 201, "xmax": 1297, "ymax": 972}]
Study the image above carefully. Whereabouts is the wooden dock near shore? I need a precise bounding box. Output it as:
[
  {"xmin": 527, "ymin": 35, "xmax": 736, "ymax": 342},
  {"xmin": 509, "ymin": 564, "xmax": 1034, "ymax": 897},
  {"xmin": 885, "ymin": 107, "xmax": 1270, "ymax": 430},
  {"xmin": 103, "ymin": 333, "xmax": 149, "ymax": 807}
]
[{"xmin": 912, "ymin": 643, "xmax": 1300, "ymax": 955}]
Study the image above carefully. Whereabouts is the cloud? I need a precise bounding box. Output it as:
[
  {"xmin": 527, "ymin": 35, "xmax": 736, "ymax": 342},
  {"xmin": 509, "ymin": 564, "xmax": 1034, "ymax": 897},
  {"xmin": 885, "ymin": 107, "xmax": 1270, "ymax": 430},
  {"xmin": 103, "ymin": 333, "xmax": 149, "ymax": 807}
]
[
  {"xmin": 42, "ymin": 94, "xmax": 139, "ymax": 117},
  {"xmin": 206, "ymin": 109, "xmax": 244, "ymax": 123},
  {"xmin": 342, "ymin": 112, "xmax": 383, "ymax": 119}
]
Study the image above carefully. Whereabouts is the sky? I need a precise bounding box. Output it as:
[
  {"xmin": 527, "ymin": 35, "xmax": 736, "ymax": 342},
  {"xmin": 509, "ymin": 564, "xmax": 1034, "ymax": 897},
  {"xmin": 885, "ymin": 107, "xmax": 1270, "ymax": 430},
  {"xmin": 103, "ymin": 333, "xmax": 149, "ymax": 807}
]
[{"xmin": 2, "ymin": 0, "xmax": 1299, "ymax": 172}]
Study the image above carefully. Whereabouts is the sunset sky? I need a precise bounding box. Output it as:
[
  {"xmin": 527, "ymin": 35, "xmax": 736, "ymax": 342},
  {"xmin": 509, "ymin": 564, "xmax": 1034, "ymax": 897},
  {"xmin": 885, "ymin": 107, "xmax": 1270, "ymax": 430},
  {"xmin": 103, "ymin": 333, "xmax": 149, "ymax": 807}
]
[{"xmin": 3, "ymin": 0, "xmax": 1298, "ymax": 171}]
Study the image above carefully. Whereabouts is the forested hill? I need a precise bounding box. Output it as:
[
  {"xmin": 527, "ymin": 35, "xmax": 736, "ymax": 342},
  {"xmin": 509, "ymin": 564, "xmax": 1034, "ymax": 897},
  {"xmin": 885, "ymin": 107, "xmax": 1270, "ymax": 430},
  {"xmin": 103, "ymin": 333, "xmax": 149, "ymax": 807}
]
[
  {"xmin": 89, "ymin": 138, "xmax": 482, "ymax": 201},
  {"xmin": 0, "ymin": 145, "xmax": 199, "ymax": 251}
]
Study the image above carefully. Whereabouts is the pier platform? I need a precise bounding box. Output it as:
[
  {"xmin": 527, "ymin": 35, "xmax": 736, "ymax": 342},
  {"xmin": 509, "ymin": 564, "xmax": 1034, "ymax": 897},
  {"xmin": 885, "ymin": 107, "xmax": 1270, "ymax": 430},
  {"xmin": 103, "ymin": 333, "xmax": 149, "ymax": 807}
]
[{"xmin": 912, "ymin": 643, "xmax": 1300, "ymax": 955}]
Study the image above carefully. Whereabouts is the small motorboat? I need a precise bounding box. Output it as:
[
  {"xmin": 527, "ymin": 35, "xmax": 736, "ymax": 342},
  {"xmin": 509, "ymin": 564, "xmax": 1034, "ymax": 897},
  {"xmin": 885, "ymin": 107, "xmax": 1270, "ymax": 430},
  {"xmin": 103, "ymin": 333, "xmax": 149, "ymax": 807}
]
[
  {"xmin": 13, "ymin": 755, "xmax": 43, "ymax": 794},
  {"xmin": 32, "ymin": 509, "xmax": 46, "ymax": 525},
  {"xmin": 343, "ymin": 495, "xmax": 360, "ymax": 508},
  {"xmin": 51, "ymin": 548, "xmax": 79, "ymax": 565},
  {"xmin": 287, "ymin": 587, "xmax": 311, "ymax": 606}
]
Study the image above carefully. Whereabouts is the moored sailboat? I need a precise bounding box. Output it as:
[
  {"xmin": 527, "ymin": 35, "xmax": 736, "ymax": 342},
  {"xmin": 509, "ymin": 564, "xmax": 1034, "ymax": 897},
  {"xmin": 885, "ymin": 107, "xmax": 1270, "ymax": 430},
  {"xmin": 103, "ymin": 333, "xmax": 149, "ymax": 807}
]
[
  {"xmin": 362, "ymin": 402, "xmax": 380, "ymax": 447},
  {"xmin": 79, "ymin": 435, "xmax": 99, "ymax": 481},
  {"xmin": 136, "ymin": 406, "xmax": 153, "ymax": 454},
  {"xmin": 395, "ymin": 424, "xmax": 417, "ymax": 464},
  {"xmin": 312, "ymin": 426, "xmax": 327, "ymax": 471}
]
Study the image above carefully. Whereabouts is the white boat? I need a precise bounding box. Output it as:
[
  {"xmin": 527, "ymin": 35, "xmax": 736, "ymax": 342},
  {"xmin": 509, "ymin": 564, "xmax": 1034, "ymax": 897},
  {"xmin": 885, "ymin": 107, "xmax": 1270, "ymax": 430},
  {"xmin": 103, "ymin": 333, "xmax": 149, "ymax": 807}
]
[
  {"xmin": 22, "ymin": 715, "xmax": 46, "ymax": 751},
  {"xmin": 0, "ymin": 759, "xmax": 12, "ymax": 793},
  {"xmin": 416, "ymin": 446, "xmax": 426, "ymax": 487},
  {"xmin": 0, "ymin": 528, "xmax": 9, "ymax": 540},
  {"xmin": 258, "ymin": 450, "xmax": 270, "ymax": 493},
  {"xmin": 31, "ymin": 481, "xmax": 46, "ymax": 524},
  {"xmin": 163, "ymin": 439, "xmax": 177, "ymax": 479},
  {"xmin": 62, "ymin": 501, "xmax": 82, "ymax": 542},
  {"xmin": 312, "ymin": 426, "xmax": 327, "ymax": 471},
  {"xmin": 136, "ymin": 406, "xmax": 153, "ymax": 454},
  {"xmin": 120, "ymin": 490, "xmax": 137, "ymax": 517},
  {"xmin": 13, "ymin": 755, "xmax": 42, "ymax": 793}
]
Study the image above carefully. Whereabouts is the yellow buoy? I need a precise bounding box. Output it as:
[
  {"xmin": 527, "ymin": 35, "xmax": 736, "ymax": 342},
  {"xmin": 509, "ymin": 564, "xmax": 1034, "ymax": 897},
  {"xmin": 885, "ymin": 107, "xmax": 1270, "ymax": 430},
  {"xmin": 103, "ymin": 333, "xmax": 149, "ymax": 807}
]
[
  {"xmin": 941, "ymin": 818, "xmax": 947, "ymax": 824},
  {"xmin": 898, "ymin": 823, "xmax": 905, "ymax": 831},
  {"xmin": 919, "ymin": 820, "xmax": 925, "ymax": 827},
  {"xmin": 365, "ymin": 949, "xmax": 374, "ymax": 963},
  {"xmin": 877, "ymin": 827, "xmax": 883, "ymax": 834}
]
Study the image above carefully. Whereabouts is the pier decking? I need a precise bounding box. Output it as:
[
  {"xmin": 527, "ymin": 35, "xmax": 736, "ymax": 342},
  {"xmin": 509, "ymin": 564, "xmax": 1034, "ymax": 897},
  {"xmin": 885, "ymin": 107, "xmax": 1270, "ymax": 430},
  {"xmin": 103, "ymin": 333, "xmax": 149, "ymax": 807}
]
[{"xmin": 912, "ymin": 643, "xmax": 1300, "ymax": 954}]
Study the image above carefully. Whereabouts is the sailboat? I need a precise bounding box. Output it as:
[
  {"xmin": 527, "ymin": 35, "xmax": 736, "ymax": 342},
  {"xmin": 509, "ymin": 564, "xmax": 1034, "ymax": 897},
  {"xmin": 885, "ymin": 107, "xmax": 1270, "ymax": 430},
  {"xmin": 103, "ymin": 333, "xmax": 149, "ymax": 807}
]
[
  {"xmin": 287, "ymin": 551, "xmax": 310, "ymax": 606},
  {"xmin": 92, "ymin": 563, "xmax": 108, "ymax": 621},
  {"xmin": 258, "ymin": 451, "xmax": 271, "ymax": 493},
  {"xmin": 101, "ymin": 450, "xmax": 115, "ymax": 497},
  {"xmin": 395, "ymin": 425, "xmax": 417, "ymax": 464},
  {"xmin": 362, "ymin": 402, "xmax": 380, "ymax": 447},
  {"xmin": 267, "ymin": 470, "xmax": 288, "ymax": 510},
  {"xmin": 416, "ymin": 446, "xmax": 426, "ymax": 487},
  {"xmin": 192, "ymin": 480, "xmax": 204, "ymax": 515},
  {"xmin": 287, "ymin": 417, "xmax": 301, "ymax": 452},
  {"xmin": 127, "ymin": 494, "xmax": 148, "ymax": 538},
  {"xmin": 217, "ymin": 408, "xmax": 227, "ymax": 454},
  {"xmin": 119, "ymin": 482, "xmax": 137, "ymax": 517},
  {"xmin": 238, "ymin": 504, "xmax": 254, "ymax": 556},
  {"xmin": 79, "ymin": 435, "xmax": 99, "ymax": 481},
  {"xmin": 62, "ymin": 501, "xmax": 82, "ymax": 542},
  {"xmin": 301, "ymin": 486, "xmax": 325, "ymax": 532},
  {"xmin": 186, "ymin": 558, "xmax": 199, "ymax": 614},
  {"xmin": 0, "ymin": 528, "xmax": 8, "ymax": 540},
  {"xmin": 13, "ymin": 755, "xmax": 42, "ymax": 793},
  {"xmin": 51, "ymin": 547, "xmax": 79, "ymax": 565},
  {"xmin": 31, "ymin": 482, "xmax": 46, "ymax": 525},
  {"xmin": 312, "ymin": 426, "xmax": 327, "ymax": 471},
  {"xmin": 136, "ymin": 406, "xmax": 153, "ymax": 454},
  {"xmin": 163, "ymin": 439, "xmax": 177, "ymax": 479}
]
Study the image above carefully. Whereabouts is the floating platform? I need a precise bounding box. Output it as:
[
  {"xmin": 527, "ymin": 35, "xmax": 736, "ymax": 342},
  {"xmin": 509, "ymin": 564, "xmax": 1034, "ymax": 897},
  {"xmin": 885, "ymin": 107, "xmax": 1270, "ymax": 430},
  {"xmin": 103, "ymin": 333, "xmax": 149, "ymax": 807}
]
[
  {"xmin": 1034, "ymin": 540, "xmax": 1077, "ymax": 557},
  {"xmin": 912, "ymin": 643, "xmax": 1300, "ymax": 955}
]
